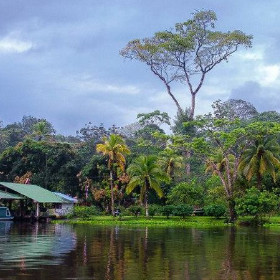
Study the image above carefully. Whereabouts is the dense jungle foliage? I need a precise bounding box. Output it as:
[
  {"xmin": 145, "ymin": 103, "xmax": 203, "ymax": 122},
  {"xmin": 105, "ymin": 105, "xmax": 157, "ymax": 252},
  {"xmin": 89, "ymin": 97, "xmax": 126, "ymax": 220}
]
[
  {"xmin": 1, "ymin": 99, "xmax": 280, "ymax": 222},
  {"xmin": 1, "ymin": 11, "xmax": 278, "ymax": 222}
]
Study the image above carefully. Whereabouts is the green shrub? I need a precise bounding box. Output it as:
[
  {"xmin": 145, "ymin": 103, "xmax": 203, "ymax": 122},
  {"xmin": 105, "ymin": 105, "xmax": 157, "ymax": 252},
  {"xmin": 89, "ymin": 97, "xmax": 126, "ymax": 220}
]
[
  {"xmin": 128, "ymin": 205, "xmax": 143, "ymax": 217},
  {"xmin": 69, "ymin": 205, "xmax": 100, "ymax": 219},
  {"xmin": 236, "ymin": 187, "xmax": 279, "ymax": 218},
  {"xmin": 148, "ymin": 205, "xmax": 160, "ymax": 217},
  {"xmin": 204, "ymin": 204, "xmax": 227, "ymax": 218},
  {"xmin": 116, "ymin": 206, "xmax": 127, "ymax": 215},
  {"xmin": 172, "ymin": 204, "xmax": 193, "ymax": 218},
  {"xmin": 161, "ymin": 205, "xmax": 175, "ymax": 218},
  {"xmin": 167, "ymin": 181, "xmax": 204, "ymax": 206}
]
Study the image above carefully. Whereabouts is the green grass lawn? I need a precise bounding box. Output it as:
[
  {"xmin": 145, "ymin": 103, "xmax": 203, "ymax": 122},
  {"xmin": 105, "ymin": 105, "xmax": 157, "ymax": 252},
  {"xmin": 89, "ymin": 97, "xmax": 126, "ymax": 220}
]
[
  {"xmin": 54, "ymin": 215, "xmax": 280, "ymax": 228},
  {"xmin": 55, "ymin": 215, "xmax": 229, "ymax": 228},
  {"xmin": 263, "ymin": 216, "xmax": 280, "ymax": 227}
]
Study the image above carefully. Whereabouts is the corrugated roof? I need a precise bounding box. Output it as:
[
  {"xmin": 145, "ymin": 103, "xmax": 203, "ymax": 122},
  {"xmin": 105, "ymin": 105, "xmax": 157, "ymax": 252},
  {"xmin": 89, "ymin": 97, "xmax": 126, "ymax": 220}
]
[
  {"xmin": 0, "ymin": 190, "xmax": 24, "ymax": 200},
  {"xmin": 0, "ymin": 182, "xmax": 65, "ymax": 203},
  {"xmin": 54, "ymin": 192, "xmax": 78, "ymax": 203}
]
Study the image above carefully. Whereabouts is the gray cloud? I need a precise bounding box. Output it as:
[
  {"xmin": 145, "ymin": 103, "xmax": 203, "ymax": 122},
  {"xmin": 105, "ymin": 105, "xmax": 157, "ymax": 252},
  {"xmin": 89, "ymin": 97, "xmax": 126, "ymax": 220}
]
[
  {"xmin": 1, "ymin": 0, "xmax": 280, "ymax": 134},
  {"xmin": 230, "ymin": 81, "xmax": 280, "ymax": 112}
]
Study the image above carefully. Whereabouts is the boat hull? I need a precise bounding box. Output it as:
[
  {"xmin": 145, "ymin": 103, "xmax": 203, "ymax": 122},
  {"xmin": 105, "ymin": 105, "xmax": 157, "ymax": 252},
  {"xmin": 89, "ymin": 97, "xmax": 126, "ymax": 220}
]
[
  {"xmin": 0, "ymin": 216, "xmax": 13, "ymax": 221},
  {"xmin": 0, "ymin": 207, "xmax": 13, "ymax": 220}
]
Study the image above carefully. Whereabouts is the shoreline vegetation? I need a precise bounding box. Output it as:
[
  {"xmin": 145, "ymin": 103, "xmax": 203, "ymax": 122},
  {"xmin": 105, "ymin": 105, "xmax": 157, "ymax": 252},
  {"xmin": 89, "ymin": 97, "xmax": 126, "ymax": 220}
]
[{"xmin": 54, "ymin": 216, "xmax": 280, "ymax": 228}]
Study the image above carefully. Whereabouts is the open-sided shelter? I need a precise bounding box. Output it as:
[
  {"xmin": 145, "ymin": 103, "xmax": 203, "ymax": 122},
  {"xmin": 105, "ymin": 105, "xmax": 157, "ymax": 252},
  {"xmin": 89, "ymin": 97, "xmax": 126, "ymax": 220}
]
[{"xmin": 0, "ymin": 182, "xmax": 65, "ymax": 218}]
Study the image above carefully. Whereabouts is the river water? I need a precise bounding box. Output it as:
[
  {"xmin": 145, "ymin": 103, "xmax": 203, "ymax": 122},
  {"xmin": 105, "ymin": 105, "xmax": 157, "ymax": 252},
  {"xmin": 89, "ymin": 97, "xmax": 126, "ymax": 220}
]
[{"xmin": 0, "ymin": 222, "xmax": 280, "ymax": 279}]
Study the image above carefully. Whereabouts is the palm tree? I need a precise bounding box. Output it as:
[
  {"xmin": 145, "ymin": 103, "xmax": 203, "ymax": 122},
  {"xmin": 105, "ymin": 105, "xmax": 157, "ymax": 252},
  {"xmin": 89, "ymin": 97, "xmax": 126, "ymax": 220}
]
[
  {"xmin": 32, "ymin": 120, "xmax": 54, "ymax": 141},
  {"xmin": 238, "ymin": 136, "xmax": 280, "ymax": 189},
  {"xmin": 158, "ymin": 147, "xmax": 183, "ymax": 181},
  {"xmin": 96, "ymin": 134, "xmax": 130, "ymax": 215},
  {"xmin": 126, "ymin": 155, "xmax": 167, "ymax": 216}
]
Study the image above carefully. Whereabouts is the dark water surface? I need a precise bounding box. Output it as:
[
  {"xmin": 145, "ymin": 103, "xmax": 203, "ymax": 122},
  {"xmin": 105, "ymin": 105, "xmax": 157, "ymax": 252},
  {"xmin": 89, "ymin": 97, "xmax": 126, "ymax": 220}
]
[{"xmin": 0, "ymin": 222, "xmax": 280, "ymax": 280}]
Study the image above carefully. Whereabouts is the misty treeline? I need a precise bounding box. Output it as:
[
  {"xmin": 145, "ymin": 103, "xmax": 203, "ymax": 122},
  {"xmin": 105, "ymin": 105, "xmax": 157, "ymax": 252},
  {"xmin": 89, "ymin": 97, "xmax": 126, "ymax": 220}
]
[{"xmin": 1, "ymin": 99, "xmax": 280, "ymax": 221}]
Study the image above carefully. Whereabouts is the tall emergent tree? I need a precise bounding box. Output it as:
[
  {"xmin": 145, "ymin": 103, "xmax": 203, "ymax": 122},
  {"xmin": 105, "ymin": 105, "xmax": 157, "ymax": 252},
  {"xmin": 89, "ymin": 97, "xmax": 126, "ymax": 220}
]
[
  {"xmin": 96, "ymin": 134, "xmax": 130, "ymax": 215},
  {"xmin": 120, "ymin": 10, "xmax": 252, "ymax": 119}
]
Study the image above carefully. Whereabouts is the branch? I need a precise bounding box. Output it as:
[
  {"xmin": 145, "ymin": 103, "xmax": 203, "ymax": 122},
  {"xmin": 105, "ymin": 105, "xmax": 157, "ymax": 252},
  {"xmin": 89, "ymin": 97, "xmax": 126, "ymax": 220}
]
[
  {"xmin": 150, "ymin": 65, "xmax": 183, "ymax": 114},
  {"xmin": 210, "ymin": 161, "xmax": 230, "ymax": 197}
]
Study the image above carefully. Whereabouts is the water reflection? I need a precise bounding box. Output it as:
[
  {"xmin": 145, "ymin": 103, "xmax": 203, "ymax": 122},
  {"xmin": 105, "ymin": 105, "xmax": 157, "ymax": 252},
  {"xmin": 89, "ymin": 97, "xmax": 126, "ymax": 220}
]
[
  {"xmin": 0, "ymin": 221, "xmax": 77, "ymax": 279},
  {"xmin": 89, "ymin": 226, "xmax": 280, "ymax": 280},
  {"xmin": 0, "ymin": 223, "xmax": 280, "ymax": 279}
]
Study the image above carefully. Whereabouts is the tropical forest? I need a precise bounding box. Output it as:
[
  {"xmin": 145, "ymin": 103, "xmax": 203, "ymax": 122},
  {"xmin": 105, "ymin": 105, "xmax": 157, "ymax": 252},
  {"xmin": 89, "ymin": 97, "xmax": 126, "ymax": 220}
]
[{"xmin": 1, "ymin": 10, "xmax": 280, "ymax": 226}]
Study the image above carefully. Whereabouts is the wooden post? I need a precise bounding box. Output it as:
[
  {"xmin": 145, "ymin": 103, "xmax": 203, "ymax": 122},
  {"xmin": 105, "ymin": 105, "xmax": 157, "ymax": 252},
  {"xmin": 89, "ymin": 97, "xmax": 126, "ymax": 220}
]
[
  {"xmin": 35, "ymin": 202, "xmax": 40, "ymax": 218},
  {"xmin": 20, "ymin": 200, "xmax": 24, "ymax": 217}
]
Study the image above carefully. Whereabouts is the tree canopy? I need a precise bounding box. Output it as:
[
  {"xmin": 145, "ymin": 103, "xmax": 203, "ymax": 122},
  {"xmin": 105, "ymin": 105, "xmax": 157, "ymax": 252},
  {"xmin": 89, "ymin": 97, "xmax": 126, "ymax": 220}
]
[{"xmin": 121, "ymin": 10, "xmax": 252, "ymax": 119}]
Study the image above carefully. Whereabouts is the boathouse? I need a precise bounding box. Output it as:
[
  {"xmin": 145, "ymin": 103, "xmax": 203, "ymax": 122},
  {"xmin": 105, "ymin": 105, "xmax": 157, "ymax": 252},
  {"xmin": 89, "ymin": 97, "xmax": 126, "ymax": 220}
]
[{"xmin": 0, "ymin": 182, "xmax": 67, "ymax": 218}]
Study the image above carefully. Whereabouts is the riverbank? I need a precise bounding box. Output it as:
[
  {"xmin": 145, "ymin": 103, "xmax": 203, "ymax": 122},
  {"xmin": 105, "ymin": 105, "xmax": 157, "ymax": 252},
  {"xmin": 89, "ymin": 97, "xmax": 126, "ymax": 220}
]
[
  {"xmin": 54, "ymin": 215, "xmax": 280, "ymax": 228},
  {"xmin": 55, "ymin": 216, "xmax": 231, "ymax": 228}
]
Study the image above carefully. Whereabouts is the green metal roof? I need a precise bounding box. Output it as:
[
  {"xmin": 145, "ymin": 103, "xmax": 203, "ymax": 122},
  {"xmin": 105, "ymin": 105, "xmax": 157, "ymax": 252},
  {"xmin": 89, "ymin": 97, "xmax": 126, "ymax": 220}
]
[
  {"xmin": 0, "ymin": 190, "xmax": 24, "ymax": 200},
  {"xmin": 0, "ymin": 182, "xmax": 65, "ymax": 203}
]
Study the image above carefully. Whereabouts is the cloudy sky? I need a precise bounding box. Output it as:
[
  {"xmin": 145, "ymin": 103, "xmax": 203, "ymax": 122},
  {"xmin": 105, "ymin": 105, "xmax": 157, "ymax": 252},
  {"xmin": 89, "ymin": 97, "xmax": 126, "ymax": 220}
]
[{"xmin": 1, "ymin": 0, "xmax": 280, "ymax": 135}]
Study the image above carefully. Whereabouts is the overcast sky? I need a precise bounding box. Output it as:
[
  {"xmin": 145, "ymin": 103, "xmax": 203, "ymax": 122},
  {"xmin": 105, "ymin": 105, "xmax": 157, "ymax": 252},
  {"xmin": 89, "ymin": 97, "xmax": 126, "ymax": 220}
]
[{"xmin": 1, "ymin": 0, "xmax": 280, "ymax": 135}]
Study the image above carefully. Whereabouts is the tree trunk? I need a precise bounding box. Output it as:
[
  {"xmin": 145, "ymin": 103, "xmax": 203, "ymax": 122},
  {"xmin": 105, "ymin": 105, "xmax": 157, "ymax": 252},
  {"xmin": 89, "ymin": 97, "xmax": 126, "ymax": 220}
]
[
  {"xmin": 182, "ymin": 150, "xmax": 191, "ymax": 176},
  {"xmin": 144, "ymin": 191, "xmax": 149, "ymax": 217},
  {"xmin": 257, "ymin": 172, "xmax": 262, "ymax": 190},
  {"xmin": 189, "ymin": 93, "xmax": 196, "ymax": 120},
  {"xmin": 228, "ymin": 198, "xmax": 236, "ymax": 223},
  {"xmin": 110, "ymin": 170, "xmax": 115, "ymax": 216}
]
